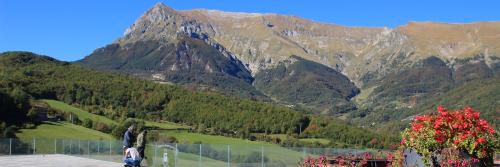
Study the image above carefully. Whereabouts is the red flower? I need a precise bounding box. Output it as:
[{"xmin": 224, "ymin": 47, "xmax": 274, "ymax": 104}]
[
  {"xmin": 435, "ymin": 136, "xmax": 445, "ymax": 143},
  {"xmin": 433, "ymin": 118, "xmax": 443, "ymax": 129},
  {"xmin": 415, "ymin": 115, "xmax": 430, "ymax": 122},
  {"xmin": 473, "ymin": 112, "xmax": 480, "ymax": 119},
  {"xmin": 460, "ymin": 134, "xmax": 468, "ymax": 140},
  {"xmin": 412, "ymin": 123, "xmax": 424, "ymax": 132},
  {"xmin": 437, "ymin": 106, "xmax": 445, "ymax": 113},
  {"xmin": 488, "ymin": 127, "xmax": 495, "ymax": 134},
  {"xmin": 477, "ymin": 137, "xmax": 485, "ymax": 144}
]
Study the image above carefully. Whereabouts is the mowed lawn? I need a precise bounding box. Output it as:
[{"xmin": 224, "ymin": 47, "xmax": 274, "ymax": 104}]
[
  {"xmin": 268, "ymin": 134, "xmax": 331, "ymax": 145},
  {"xmin": 160, "ymin": 131, "xmax": 306, "ymax": 165},
  {"xmin": 145, "ymin": 120, "xmax": 189, "ymax": 130},
  {"xmin": 42, "ymin": 99, "xmax": 190, "ymax": 130},
  {"xmin": 16, "ymin": 122, "xmax": 114, "ymax": 141},
  {"xmin": 161, "ymin": 131, "xmax": 266, "ymax": 145},
  {"xmin": 36, "ymin": 100, "xmax": 307, "ymax": 165},
  {"xmin": 298, "ymin": 138, "xmax": 331, "ymax": 145},
  {"xmin": 41, "ymin": 99, "xmax": 117, "ymax": 125}
]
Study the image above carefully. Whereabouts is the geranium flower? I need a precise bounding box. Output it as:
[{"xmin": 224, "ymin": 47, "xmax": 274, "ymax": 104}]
[
  {"xmin": 437, "ymin": 106, "xmax": 445, "ymax": 113},
  {"xmin": 476, "ymin": 137, "xmax": 485, "ymax": 144}
]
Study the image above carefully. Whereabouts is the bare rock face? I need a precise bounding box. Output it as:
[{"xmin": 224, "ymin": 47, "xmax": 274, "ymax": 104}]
[
  {"xmin": 80, "ymin": 2, "xmax": 500, "ymax": 114},
  {"xmin": 109, "ymin": 3, "xmax": 500, "ymax": 85}
]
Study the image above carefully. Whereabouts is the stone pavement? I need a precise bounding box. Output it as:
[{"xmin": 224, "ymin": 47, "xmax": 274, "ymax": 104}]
[{"xmin": 0, "ymin": 154, "xmax": 123, "ymax": 167}]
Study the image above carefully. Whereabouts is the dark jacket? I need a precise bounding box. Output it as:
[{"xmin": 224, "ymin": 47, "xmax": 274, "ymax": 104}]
[{"xmin": 123, "ymin": 130, "xmax": 134, "ymax": 148}]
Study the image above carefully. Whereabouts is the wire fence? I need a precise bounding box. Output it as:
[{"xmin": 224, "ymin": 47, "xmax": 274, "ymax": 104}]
[{"xmin": 0, "ymin": 138, "xmax": 388, "ymax": 167}]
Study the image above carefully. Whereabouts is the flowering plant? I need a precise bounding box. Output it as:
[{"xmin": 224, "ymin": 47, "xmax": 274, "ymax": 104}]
[
  {"xmin": 300, "ymin": 155, "xmax": 328, "ymax": 167},
  {"xmin": 299, "ymin": 152, "xmax": 393, "ymax": 167},
  {"xmin": 400, "ymin": 106, "xmax": 498, "ymax": 166}
]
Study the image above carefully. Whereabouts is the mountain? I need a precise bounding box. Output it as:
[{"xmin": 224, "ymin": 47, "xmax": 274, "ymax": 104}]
[
  {"xmin": 79, "ymin": 3, "xmax": 500, "ymax": 119},
  {"xmin": 78, "ymin": 3, "xmax": 362, "ymax": 112},
  {"xmin": 0, "ymin": 52, "xmax": 397, "ymax": 148},
  {"xmin": 254, "ymin": 56, "xmax": 359, "ymax": 115},
  {"xmin": 0, "ymin": 51, "xmax": 303, "ymax": 135}
]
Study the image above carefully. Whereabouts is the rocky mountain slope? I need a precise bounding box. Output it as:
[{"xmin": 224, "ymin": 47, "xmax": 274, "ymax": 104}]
[{"xmin": 79, "ymin": 3, "xmax": 500, "ymax": 116}]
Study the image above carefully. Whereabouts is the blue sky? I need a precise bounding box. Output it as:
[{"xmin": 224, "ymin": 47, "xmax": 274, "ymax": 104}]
[{"xmin": 1, "ymin": 0, "xmax": 499, "ymax": 61}]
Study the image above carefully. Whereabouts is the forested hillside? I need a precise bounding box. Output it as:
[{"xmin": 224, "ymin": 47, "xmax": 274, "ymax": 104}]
[
  {"xmin": 350, "ymin": 74, "xmax": 500, "ymax": 133},
  {"xmin": 0, "ymin": 52, "xmax": 303, "ymax": 134},
  {"xmin": 0, "ymin": 52, "xmax": 395, "ymax": 148},
  {"xmin": 254, "ymin": 56, "xmax": 359, "ymax": 115}
]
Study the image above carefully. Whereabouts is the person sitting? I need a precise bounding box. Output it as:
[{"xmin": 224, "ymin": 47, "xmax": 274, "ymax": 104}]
[{"xmin": 123, "ymin": 147, "xmax": 141, "ymax": 167}]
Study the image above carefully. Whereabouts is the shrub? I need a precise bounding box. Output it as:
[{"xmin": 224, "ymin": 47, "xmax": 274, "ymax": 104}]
[
  {"xmin": 93, "ymin": 121, "xmax": 110, "ymax": 133},
  {"xmin": 83, "ymin": 118, "xmax": 93, "ymax": 128}
]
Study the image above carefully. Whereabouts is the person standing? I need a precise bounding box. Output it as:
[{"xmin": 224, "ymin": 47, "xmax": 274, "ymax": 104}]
[
  {"xmin": 123, "ymin": 125, "xmax": 135, "ymax": 155},
  {"xmin": 136, "ymin": 130, "xmax": 147, "ymax": 159}
]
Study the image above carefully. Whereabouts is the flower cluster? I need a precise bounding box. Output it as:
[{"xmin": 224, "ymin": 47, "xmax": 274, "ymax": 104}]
[
  {"xmin": 300, "ymin": 152, "xmax": 393, "ymax": 167},
  {"xmin": 300, "ymin": 155, "xmax": 328, "ymax": 167},
  {"xmin": 400, "ymin": 106, "xmax": 498, "ymax": 165}
]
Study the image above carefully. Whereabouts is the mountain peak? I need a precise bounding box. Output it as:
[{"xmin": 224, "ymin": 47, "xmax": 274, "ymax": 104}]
[
  {"xmin": 119, "ymin": 2, "xmax": 182, "ymax": 43},
  {"xmin": 145, "ymin": 2, "xmax": 177, "ymax": 17},
  {"xmin": 151, "ymin": 2, "xmax": 174, "ymax": 11}
]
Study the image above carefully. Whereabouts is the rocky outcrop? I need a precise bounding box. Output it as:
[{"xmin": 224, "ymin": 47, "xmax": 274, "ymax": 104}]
[{"xmin": 79, "ymin": 2, "xmax": 500, "ymax": 114}]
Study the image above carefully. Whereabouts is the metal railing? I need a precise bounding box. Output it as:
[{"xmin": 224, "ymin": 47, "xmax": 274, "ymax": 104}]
[{"xmin": 0, "ymin": 138, "xmax": 385, "ymax": 167}]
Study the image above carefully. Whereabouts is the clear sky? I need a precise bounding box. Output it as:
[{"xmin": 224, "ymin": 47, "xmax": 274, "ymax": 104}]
[{"xmin": 1, "ymin": 0, "xmax": 499, "ymax": 61}]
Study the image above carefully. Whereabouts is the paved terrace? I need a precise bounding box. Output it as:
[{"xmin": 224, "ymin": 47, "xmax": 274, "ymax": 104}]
[{"xmin": 0, "ymin": 154, "xmax": 123, "ymax": 167}]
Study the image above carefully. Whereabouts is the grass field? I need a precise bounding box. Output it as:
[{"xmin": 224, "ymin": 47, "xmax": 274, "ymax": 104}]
[
  {"xmin": 16, "ymin": 122, "xmax": 114, "ymax": 141},
  {"xmin": 42, "ymin": 99, "xmax": 190, "ymax": 130},
  {"xmin": 14, "ymin": 121, "xmax": 115, "ymax": 154},
  {"xmin": 41, "ymin": 99, "xmax": 117, "ymax": 125},
  {"xmin": 268, "ymin": 134, "xmax": 331, "ymax": 145},
  {"xmin": 145, "ymin": 120, "xmax": 189, "ymax": 130},
  {"xmin": 26, "ymin": 100, "xmax": 330, "ymax": 166},
  {"xmin": 299, "ymin": 138, "xmax": 331, "ymax": 145},
  {"xmin": 159, "ymin": 131, "xmax": 306, "ymax": 165}
]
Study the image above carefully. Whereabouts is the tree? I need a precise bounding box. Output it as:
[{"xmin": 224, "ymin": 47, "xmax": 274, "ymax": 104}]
[{"xmin": 83, "ymin": 118, "xmax": 93, "ymax": 128}]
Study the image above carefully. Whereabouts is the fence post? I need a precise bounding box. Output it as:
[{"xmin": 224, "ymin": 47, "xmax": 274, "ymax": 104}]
[
  {"xmin": 87, "ymin": 140, "xmax": 90, "ymax": 155},
  {"xmin": 78, "ymin": 140, "xmax": 81, "ymax": 155},
  {"xmin": 9, "ymin": 138, "xmax": 12, "ymax": 155},
  {"xmin": 175, "ymin": 144, "xmax": 178, "ymax": 167},
  {"xmin": 199, "ymin": 144, "xmax": 202, "ymax": 167},
  {"xmin": 109, "ymin": 140, "xmax": 112, "ymax": 160},
  {"xmin": 70, "ymin": 140, "xmax": 72, "ymax": 155},
  {"xmin": 33, "ymin": 138, "xmax": 36, "ymax": 155},
  {"xmin": 54, "ymin": 139, "xmax": 57, "ymax": 154},
  {"xmin": 227, "ymin": 145, "xmax": 230, "ymax": 167},
  {"xmin": 153, "ymin": 143, "xmax": 157, "ymax": 167},
  {"xmin": 261, "ymin": 145, "xmax": 264, "ymax": 167},
  {"xmin": 62, "ymin": 140, "xmax": 64, "ymax": 154},
  {"xmin": 97, "ymin": 141, "xmax": 100, "ymax": 155},
  {"xmin": 303, "ymin": 147, "xmax": 306, "ymax": 158}
]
